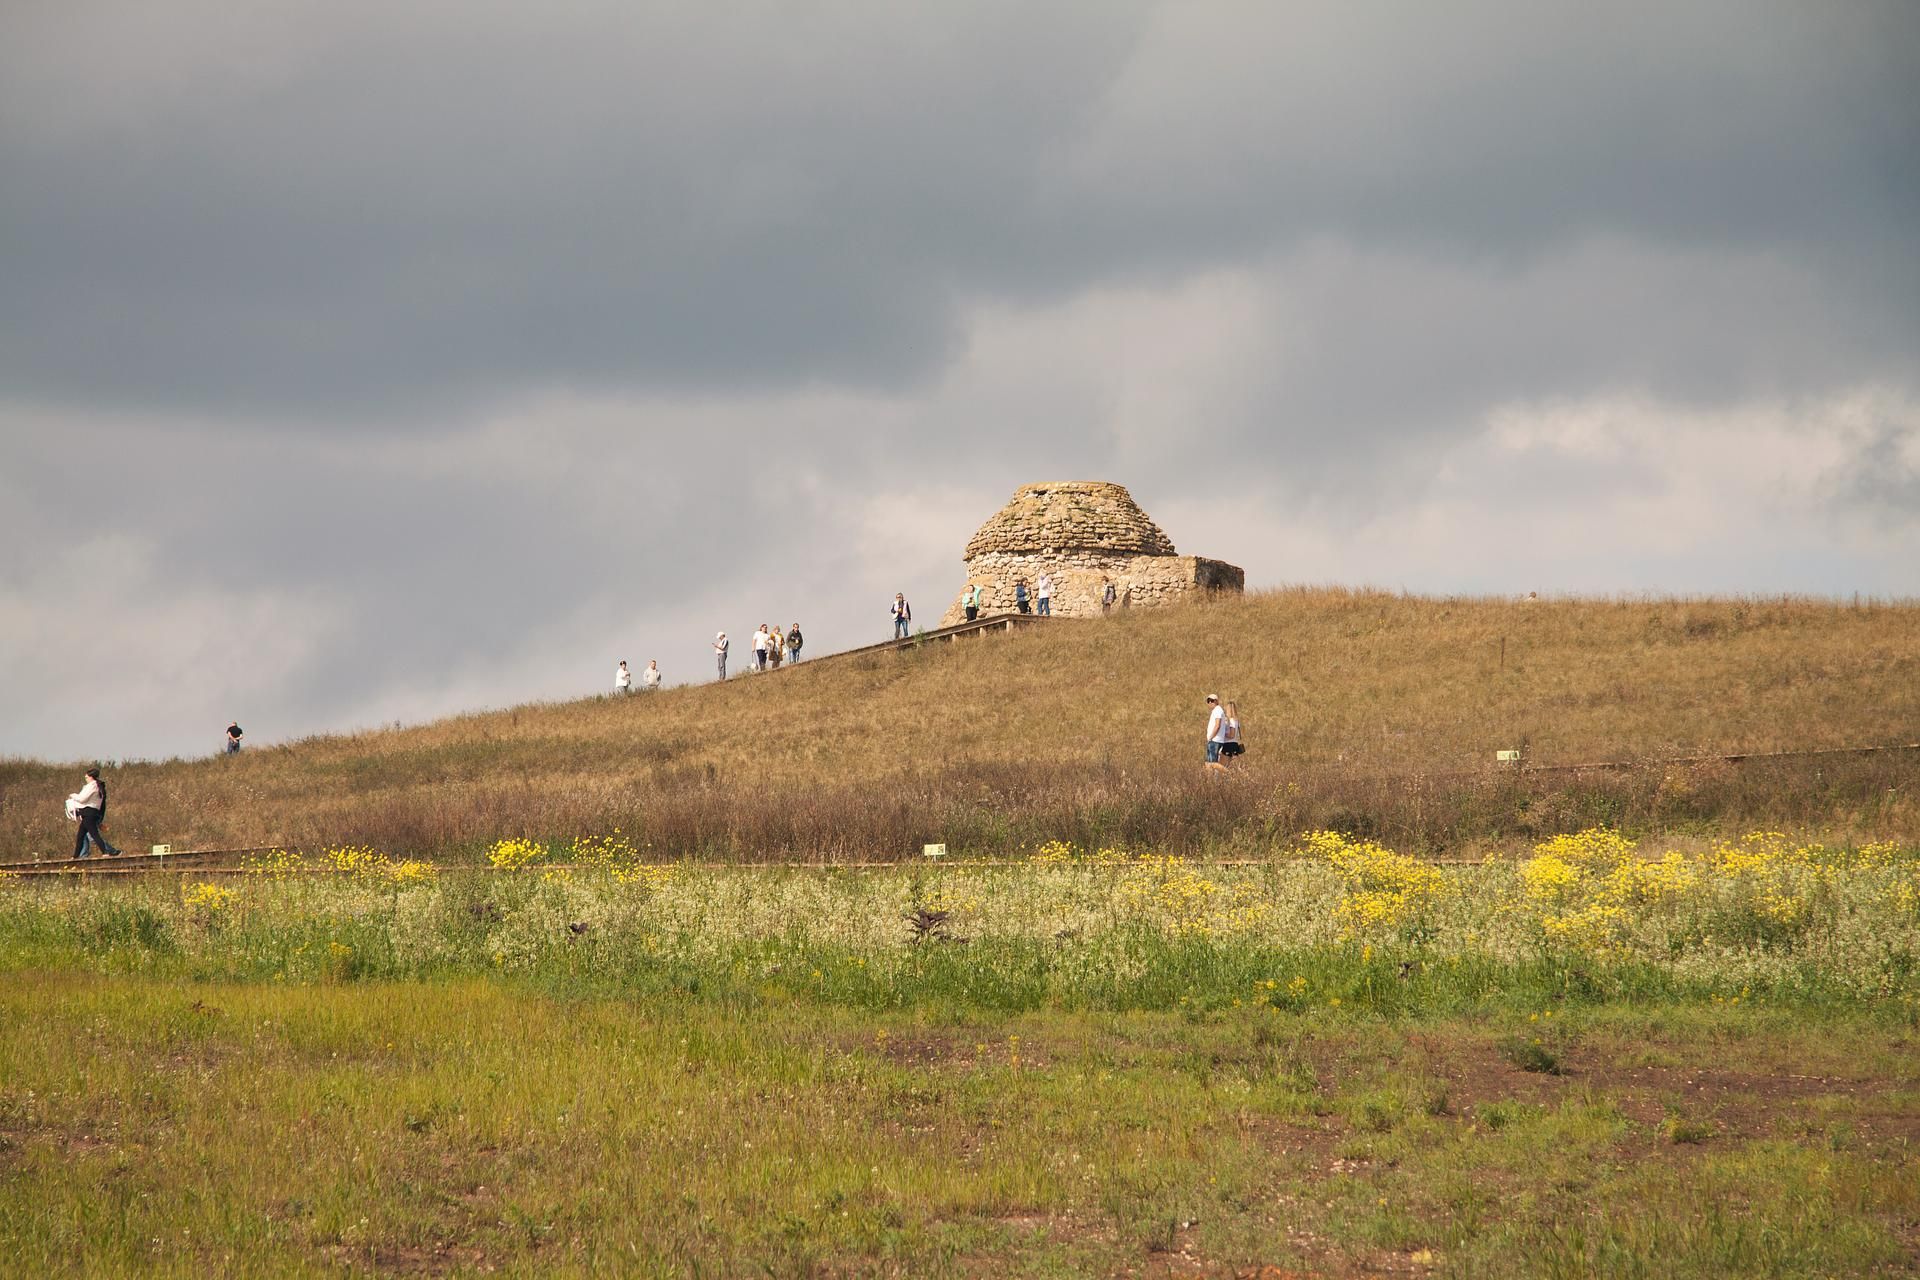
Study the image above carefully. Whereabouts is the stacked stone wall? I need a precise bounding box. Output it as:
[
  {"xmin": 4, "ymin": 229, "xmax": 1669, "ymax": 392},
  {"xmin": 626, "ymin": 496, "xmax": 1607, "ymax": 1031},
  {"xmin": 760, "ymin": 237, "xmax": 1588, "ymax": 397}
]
[
  {"xmin": 939, "ymin": 480, "xmax": 1245, "ymax": 626},
  {"xmin": 940, "ymin": 554, "xmax": 1244, "ymax": 625}
]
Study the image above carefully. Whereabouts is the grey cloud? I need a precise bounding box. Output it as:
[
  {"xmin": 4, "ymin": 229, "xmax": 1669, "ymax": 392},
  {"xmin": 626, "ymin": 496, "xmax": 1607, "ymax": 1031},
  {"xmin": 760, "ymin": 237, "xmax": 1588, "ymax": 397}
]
[
  {"xmin": 1828, "ymin": 422, "xmax": 1920, "ymax": 525},
  {"xmin": 1, "ymin": 1, "xmax": 1914, "ymax": 418}
]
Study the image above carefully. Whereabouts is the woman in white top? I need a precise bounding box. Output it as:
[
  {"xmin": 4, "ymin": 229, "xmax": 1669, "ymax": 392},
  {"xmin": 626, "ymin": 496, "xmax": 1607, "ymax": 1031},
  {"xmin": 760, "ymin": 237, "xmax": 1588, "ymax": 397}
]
[
  {"xmin": 615, "ymin": 661, "xmax": 632, "ymax": 694},
  {"xmin": 1220, "ymin": 701, "xmax": 1245, "ymax": 761},
  {"xmin": 68, "ymin": 767, "xmax": 121, "ymax": 859}
]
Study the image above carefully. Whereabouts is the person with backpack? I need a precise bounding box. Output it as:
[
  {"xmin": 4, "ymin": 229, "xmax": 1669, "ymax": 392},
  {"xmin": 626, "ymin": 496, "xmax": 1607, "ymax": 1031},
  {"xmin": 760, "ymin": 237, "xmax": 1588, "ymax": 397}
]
[
  {"xmin": 891, "ymin": 593, "xmax": 912, "ymax": 640},
  {"xmin": 786, "ymin": 623, "xmax": 803, "ymax": 662},
  {"xmin": 68, "ymin": 767, "xmax": 122, "ymax": 859},
  {"xmin": 1014, "ymin": 580, "xmax": 1030, "ymax": 614}
]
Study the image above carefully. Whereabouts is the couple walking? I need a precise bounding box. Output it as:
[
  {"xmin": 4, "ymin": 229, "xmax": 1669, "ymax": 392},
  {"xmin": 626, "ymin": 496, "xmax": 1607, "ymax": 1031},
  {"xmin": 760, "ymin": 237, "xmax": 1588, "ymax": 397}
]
[
  {"xmin": 1205, "ymin": 694, "xmax": 1245, "ymax": 765},
  {"xmin": 67, "ymin": 767, "xmax": 123, "ymax": 859}
]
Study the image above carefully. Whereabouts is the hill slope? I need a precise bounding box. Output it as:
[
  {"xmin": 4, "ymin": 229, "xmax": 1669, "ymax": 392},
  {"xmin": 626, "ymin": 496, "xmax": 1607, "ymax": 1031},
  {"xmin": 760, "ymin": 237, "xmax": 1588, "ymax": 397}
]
[{"xmin": 4, "ymin": 589, "xmax": 1916, "ymax": 859}]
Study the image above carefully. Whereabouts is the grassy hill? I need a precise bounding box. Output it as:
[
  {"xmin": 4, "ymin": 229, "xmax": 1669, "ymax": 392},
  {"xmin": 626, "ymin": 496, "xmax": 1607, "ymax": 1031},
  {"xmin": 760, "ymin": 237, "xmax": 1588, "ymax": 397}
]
[{"xmin": 3, "ymin": 589, "xmax": 1916, "ymax": 860}]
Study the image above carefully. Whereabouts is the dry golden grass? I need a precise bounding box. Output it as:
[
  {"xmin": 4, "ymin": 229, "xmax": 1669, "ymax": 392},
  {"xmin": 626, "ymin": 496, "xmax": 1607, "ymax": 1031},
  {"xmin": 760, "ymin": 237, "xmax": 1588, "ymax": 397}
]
[{"xmin": 3, "ymin": 588, "xmax": 1915, "ymax": 860}]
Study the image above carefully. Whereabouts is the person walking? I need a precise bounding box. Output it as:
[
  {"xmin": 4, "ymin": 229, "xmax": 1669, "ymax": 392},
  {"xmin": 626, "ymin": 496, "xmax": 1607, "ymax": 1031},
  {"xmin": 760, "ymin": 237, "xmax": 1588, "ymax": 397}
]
[
  {"xmin": 786, "ymin": 622, "xmax": 803, "ymax": 663},
  {"xmin": 68, "ymin": 766, "xmax": 121, "ymax": 859},
  {"xmin": 1035, "ymin": 571, "xmax": 1053, "ymax": 616},
  {"xmin": 615, "ymin": 660, "xmax": 632, "ymax": 695},
  {"xmin": 752, "ymin": 624, "xmax": 770, "ymax": 671},
  {"xmin": 642, "ymin": 659, "xmax": 662, "ymax": 691},
  {"xmin": 891, "ymin": 593, "xmax": 912, "ymax": 640},
  {"xmin": 714, "ymin": 632, "xmax": 729, "ymax": 680},
  {"xmin": 1220, "ymin": 701, "xmax": 1245, "ymax": 762},
  {"xmin": 1204, "ymin": 694, "xmax": 1230, "ymax": 764},
  {"xmin": 769, "ymin": 626, "xmax": 785, "ymax": 670},
  {"xmin": 1014, "ymin": 580, "xmax": 1029, "ymax": 614},
  {"xmin": 225, "ymin": 721, "xmax": 243, "ymax": 754},
  {"xmin": 962, "ymin": 583, "xmax": 980, "ymax": 623},
  {"xmin": 1101, "ymin": 578, "xmax": 1117, "ymax": 615}
]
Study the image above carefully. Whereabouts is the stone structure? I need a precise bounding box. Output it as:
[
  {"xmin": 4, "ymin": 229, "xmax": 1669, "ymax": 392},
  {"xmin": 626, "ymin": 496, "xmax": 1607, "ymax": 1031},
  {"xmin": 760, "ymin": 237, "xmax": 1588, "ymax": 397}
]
[{"xmin": 940, "ymin": 481, "xmax": 1244, "ymax": 624}]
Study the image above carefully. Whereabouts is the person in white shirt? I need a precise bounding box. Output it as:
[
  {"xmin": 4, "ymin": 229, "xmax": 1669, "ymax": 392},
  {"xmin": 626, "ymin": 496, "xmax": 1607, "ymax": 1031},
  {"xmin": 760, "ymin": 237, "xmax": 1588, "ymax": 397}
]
[
  {"xmin": 68, "ymin": 767, "xmax": 122, "ymax": 859},
  {"xmin": 642, "ymin": 660, "xmax": 662, "ymax": 690},
  {"xmin": 752, "ymin": 625, "xmax": 771, "ymax": 671},
  {"xmin": 1204, "ymin": 694, "xmax": 1229, "ymax": 764},
  {"xmin": 1036, "ymin": 572, "xmax": 1053, "ymax": 616},
  {"xmin": 714, "ymin": 632, "xmax": 729, "ymax": 680},
  {"xmin": 891, "ymin": 593, "xmax": 912, "ymax": 640},
  {"xmin": 615, "ymin": 660, "xmax": 632, "ymax": 695}
]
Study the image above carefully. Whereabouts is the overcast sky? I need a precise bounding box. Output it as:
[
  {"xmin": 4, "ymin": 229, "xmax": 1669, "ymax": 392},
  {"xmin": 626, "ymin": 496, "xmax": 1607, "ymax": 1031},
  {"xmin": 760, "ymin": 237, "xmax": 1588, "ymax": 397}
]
[{"xmin": 2, "ymin": 1, "xmax": 1916, "ymax": 762}]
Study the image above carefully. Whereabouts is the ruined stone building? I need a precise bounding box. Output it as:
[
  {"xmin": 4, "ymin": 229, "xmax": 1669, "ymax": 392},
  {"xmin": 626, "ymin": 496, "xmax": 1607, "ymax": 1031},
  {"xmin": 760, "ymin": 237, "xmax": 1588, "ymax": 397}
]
[{"xmin": 939, "ymin": 482, "xmax": 1244, "ymax": 624}]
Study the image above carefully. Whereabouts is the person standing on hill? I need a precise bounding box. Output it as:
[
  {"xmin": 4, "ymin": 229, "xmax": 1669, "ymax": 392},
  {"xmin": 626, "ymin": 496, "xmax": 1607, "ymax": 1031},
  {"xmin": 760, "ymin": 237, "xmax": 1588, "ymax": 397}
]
[
  {"xmin": 225, "ymin": 721, "xmax": 243, "ymax": 754},
  {"xmin": 1204, "ymin": 694, "xmax": 1229, "ymax": 764},
  {"xmin": 1101, "ymin": 578, "xmax": 1117, "ymax": 615},
  {"xmin": 1220, "ymin": 701, "xmax": 1245, "ymax": 762},
  {"xmin": 1035, "ymin": 572, "xmax": 1053, "ymax": 616},
  {"xmin": 68, "ymin": 767, "xmax": 121, "ymax": 859},
  {"xmin": 752, "ymin": 624, "xmax": 770, "ymax": 671},
  {"xmin": 714, "ymin": 632, "xmax": 729, "ymax": 680},
  {"xmin": 643, "ymin": 659, "xmax": 662, "ymax": 691},
  {"xmin": 615, "ymin": 660, "xmax": 632, "ymax": 695},
  {"xmin": 1014, "ymin": 580, "xmax": 1029, "ymax": 614},
  {"xmin": 786, "ymin": 622, "xmax": 803, "ymax": 662},
  {"xmin": 892, "ymin": 593, "xmax": 912, "ymax": 640},
  {"xmin": 962, "ymin": 584, "xmax": 980, "ymax": 623},
  {"xmin": 769, "ymin": 626, "xmax": 785, "ymax": 670}
]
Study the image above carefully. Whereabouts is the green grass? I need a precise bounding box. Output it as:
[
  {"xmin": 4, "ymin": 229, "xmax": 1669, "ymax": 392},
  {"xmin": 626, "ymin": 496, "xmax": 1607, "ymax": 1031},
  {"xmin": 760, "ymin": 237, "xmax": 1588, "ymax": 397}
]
[
  {"xmin": 3, "ymin": 848, "xmax": 1919, "ymax": 1275},
  {"xmin": 2, "ymin": 977, "xmax": 1915, "ymax": 1277}
]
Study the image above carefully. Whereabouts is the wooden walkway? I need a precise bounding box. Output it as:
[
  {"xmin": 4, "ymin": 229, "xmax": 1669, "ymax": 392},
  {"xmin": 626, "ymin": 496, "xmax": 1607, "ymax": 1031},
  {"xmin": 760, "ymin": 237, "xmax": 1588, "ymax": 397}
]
[{"xmin": 746, "ymin": 610, "xmax": 1052, "ymax": 672}]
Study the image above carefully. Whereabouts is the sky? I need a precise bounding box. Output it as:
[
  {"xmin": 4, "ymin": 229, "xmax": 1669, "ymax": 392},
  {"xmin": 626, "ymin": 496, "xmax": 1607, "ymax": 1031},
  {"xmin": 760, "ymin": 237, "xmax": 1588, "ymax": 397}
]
[{"xmin": 2, "ymin": 1, "xmax": 1916, "ymax": 763}]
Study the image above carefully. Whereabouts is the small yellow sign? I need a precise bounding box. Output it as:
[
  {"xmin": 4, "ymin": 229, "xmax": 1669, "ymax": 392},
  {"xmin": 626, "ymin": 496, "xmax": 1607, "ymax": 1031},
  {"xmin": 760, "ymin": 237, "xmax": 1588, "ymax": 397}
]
[
  {"xmin": 1495, "ymin": 750, "xmax": 1522, "ymax": 763},
  {"xmin": 922, "ymin": 843, "xmax": 948, "ymax": 858},
  {"xmin": 151, "ymin": 844, "xmax": 171, "ymax": 856}
]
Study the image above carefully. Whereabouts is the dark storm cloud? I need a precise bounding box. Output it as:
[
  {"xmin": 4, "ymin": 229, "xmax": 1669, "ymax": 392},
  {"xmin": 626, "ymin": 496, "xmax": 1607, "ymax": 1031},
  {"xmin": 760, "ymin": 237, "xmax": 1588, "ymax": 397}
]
[{"xmin": 0, "ymin": 0, "xmax": 1914, "ymax": 418}]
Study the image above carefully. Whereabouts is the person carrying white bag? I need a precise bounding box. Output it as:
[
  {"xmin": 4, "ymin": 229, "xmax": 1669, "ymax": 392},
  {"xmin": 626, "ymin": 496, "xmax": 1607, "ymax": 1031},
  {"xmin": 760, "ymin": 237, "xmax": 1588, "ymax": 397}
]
[{"xmin": 67, "ymin": 766, "xmax": 123, "ymax": 859}]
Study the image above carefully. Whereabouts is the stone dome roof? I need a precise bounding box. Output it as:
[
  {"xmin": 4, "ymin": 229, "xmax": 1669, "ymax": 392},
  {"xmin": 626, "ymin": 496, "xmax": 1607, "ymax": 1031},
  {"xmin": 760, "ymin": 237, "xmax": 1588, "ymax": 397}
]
[{"xmin": 962, "ymin": 481, "xmax": 1177, "ymax": 559}]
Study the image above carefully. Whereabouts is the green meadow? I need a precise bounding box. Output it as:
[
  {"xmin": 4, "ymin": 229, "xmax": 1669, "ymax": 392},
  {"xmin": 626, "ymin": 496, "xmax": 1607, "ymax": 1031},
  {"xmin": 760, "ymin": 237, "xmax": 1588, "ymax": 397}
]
[{"xmin": 4, "ymin": 833, "xmax": 1917, "ymax": 1276}]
